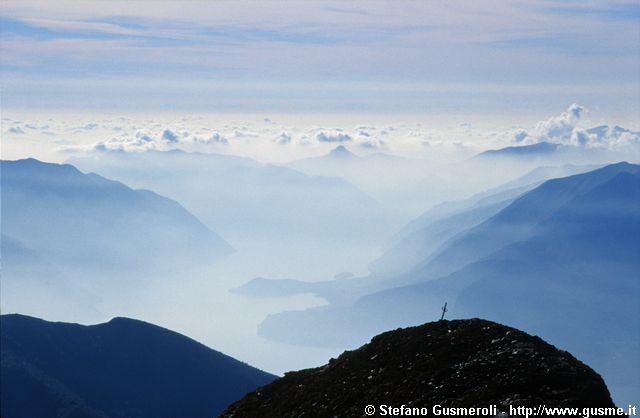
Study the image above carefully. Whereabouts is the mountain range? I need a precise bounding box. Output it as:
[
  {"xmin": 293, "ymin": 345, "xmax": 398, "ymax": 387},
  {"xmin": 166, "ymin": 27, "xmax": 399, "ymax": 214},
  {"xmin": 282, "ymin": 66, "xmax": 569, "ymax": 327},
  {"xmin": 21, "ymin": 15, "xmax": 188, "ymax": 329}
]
[
  {"xmin": 69, "ymin": 149, "xmax": 385, "ymax": 242},
  {"xmin": 233, "ymin": 163, "xmax": 599, "ymax": 302},
  {"xmin": 257, "ymin": 162, "xmax": 640, "ymax": 406},
  {"xmin": 69, "ymin": 149, "xmax": 391, "ymax": 278}
]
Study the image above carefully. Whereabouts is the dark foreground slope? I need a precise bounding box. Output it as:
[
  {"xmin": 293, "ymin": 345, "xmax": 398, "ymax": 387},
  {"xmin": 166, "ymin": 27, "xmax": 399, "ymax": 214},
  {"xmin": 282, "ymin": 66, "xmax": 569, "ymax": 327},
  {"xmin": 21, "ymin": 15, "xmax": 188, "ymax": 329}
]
[
  {"xmin": 222, "ymin": 319, "xmax": 615, "ymax": 418},
  {"xmin": 0, "ymin": 314, "xmax": 276, "ymax": 418}
]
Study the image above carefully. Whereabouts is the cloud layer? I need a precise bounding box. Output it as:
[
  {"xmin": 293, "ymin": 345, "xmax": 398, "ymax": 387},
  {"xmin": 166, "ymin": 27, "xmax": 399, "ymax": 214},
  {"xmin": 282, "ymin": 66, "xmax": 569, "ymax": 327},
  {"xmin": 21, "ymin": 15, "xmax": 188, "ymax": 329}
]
[{"xmin": 3, "ymin": 105, "xmax": 638, "ymax": 164}]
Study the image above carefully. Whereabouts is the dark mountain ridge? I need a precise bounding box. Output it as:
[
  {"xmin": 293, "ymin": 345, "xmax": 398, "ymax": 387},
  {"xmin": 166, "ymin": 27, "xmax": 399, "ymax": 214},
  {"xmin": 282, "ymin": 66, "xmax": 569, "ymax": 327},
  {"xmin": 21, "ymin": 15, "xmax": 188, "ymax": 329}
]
[
  {"xmin": 0, "ymin": 314, "xmax": 276, "ymax": 418},
  {"xmin": 222, "ymin": 319, "xmax": 617, "ymax": 417}
]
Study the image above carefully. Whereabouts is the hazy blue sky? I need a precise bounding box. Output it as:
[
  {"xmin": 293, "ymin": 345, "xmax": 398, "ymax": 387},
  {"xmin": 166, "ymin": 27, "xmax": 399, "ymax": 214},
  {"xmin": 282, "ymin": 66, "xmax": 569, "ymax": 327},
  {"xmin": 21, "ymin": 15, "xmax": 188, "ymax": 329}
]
[{"xmin": 1, "ymin": 0, "xmax": 639, "ymax": 115}]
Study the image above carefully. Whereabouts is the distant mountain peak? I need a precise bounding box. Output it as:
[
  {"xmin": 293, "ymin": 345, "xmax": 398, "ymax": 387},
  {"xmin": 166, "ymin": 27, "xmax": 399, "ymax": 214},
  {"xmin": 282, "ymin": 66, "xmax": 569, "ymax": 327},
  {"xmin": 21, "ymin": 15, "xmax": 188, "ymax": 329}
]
[
  {"xmin": 327, "ymin": 145, "xmax": 357, "ymax": 159},
  {"xmin": 477, "ymin": 141, "xmax": 561, "ymax": 158}
]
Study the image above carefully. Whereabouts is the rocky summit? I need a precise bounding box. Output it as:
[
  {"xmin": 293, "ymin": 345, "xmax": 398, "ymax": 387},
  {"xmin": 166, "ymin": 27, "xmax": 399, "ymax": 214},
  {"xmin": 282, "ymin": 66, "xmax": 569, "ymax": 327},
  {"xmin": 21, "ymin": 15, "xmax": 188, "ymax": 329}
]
[{"xmin": 221, "ymin": 319, "xmax": 616, "ymax": 417}]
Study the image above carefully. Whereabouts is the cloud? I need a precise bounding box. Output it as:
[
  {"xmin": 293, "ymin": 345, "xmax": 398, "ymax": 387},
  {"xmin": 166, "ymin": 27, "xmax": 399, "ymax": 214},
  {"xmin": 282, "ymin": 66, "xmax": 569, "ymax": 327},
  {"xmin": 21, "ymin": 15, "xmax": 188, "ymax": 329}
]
[
  {"xmin": 92, "ymin": 134, "xmax": 159, "ymax": 153},
  {"xmin": 24, "ymin": 123, "xmax": 49, "ymax": 130},
  {"xmin": 201, "ymin": 132, "xmax": 229, "ymax": 145},
  {"xmin": 359, "ymin": 138, "xmax": 385, "ymax": 149},
  {"xmin": 352, "ymin": 128, "xmax": 384, "ymax": 149},
  {"xmin": 513, "ymin": 129, "xmax": 530, "ymax": 143},
  {"xmin": 68, "ymin": 122, "xmax": 100, "ymax": 133},
  {"xmin": 583, "ymin": 125, "xmax": 640, "ymax": 149},
  {"xmin": 533, "ymin": 103, "xmax": 586, "ymax": 143},
  {"xmin": 136, "ymin": 130, "xmax": 154, "ymax": 142},
  {"xmin": 275, "ymin": 132, "xmax": 292, "ymax": 145},
  {"xmin": 7, "ymin": 126, "xmax": 25, "ymax": 134},
  {"xmin": 234, "ymin": 129, "xmax": 259, "ymax": 138},
  {"xmin": 515, "ymin": 104, "xmax": 640, "ymax": 149},
  {"xmin": 162, "ymin": 128, "xmax": 179, "ymax": 142},
  {"xmin": 316, "ymin": 130, "xmax": 352, "ymax": 143}
]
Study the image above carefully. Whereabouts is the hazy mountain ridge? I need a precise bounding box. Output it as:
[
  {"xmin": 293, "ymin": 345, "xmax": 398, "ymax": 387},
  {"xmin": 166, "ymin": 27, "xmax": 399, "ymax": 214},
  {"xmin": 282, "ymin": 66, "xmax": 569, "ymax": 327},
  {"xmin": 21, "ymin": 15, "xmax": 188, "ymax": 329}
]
[
  {"xmin": 288, "ymin": 145, "xmax": 457, "ymax": 220},
  {"xmin": 1, "ymin": 158, "xmax": 236, "ymax": 320},
  {"xmin": 477, "ymin": 141, "xmax": 561, "ymax": 158},
  {"xmin": 0, "ymin": 314, "xmax": 276, "ymax": 418},
  {"xmin": 69, "ymin": 149, "xmax": 392, "ymax": 278},
  {"xmin": 232, "ymin": 163, "xmax": 599, "ymax": 300},
  {"xmin": 69, "ymin": 149, "xmax": 384, "ymax": 238},
  {"xmin": 399, "ymin": 162, "xmax": 640, "ymax": 285},
  {"xmin": 395, "ymin": 163, "xmax": 600, "ymax": 242},
  {"xmin": 2, "ymin": 158, "xmax": 232, "ymax": 274}
]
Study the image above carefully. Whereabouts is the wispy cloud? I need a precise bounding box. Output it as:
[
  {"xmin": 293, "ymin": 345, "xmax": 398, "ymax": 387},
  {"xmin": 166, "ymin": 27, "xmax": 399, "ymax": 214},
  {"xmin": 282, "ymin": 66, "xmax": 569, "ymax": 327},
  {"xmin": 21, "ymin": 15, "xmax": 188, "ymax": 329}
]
[
  {"xmin": 1, "ymin": 0, "xmax": 638, "ymax": 112},
  {"xmin": 544, "ymin": 2, "xmax": 640, "ymax": 21}
]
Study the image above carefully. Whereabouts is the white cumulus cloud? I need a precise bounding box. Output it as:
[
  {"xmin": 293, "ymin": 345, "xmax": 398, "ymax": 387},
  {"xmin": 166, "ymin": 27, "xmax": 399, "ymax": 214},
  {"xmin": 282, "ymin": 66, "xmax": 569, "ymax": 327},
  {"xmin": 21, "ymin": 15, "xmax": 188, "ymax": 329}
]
[
  {"xmin": 533, "ymin": 103, "xmax": 586, "ymax": 144},
  {"xmin": 92, "ymin": 134, "xmax": 159, "ymax": 152},
  {"xmin": 201, "ymin": 132, "xmax": 229, "ymax": 145},
  {"xmin": 316, "ymin": 130, "xmax": 352, "ymax": 143},
  {"xmin": 514, "ymin": 104, "xmax": 640, "ymax": 149}
]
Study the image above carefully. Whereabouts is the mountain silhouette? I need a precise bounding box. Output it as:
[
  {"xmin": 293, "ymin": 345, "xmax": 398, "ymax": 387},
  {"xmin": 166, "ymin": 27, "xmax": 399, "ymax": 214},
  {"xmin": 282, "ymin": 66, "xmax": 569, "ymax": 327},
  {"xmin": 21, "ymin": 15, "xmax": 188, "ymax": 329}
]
[
  {"xmin": 1, "ymin": 314, "xmax": 275, "ymax": 418},
  {"xmin": 223, "ymin": 319, "xmax": 616, "ymax": 417}
]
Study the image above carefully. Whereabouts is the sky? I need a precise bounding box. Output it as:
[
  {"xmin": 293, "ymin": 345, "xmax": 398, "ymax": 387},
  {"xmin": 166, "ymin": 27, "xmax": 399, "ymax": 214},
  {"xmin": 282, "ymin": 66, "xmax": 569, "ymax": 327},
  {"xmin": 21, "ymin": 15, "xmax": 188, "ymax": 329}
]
[
  {"xmin": 1, "ymin": 0, "xmax": 640, "ymax": 385},
  {"xmin": 1, "ymin": 0, "xmax": 639, "ymax": 117}
]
